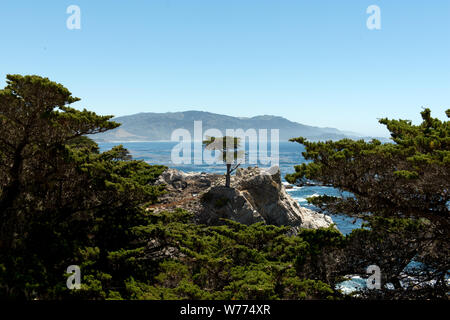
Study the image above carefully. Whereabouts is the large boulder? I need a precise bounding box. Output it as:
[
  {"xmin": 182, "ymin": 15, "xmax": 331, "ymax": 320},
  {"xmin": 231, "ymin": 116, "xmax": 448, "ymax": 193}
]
[{"xmin": 151, "ymin": 166, "xmax": 333, "ymax": 233}]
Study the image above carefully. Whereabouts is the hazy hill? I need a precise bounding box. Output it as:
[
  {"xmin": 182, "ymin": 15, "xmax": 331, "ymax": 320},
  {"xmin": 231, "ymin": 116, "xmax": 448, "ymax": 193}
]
[{"xmin": 91, "ymin": 110, "xmax": 365, "ymax": 142}]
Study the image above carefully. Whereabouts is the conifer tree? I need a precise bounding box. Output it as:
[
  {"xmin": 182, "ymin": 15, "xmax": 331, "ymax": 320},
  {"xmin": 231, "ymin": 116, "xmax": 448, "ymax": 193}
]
[
  {"xmin": 203, "ymin": 136, "xmax": 243, "ymax": 187},
  {"xmin": 286, "ymin": 108, "xmax": 449, "ymax": 298},
  {"xmin": 0, "ymin": 75, "xmax": 165, "ymax": 298}
]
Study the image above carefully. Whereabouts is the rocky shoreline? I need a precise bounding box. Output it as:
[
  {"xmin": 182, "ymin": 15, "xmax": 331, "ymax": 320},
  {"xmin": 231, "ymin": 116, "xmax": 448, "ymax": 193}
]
[{"xmin": 149, "ymin": 166, "xmax": 333, "ymax": 234}]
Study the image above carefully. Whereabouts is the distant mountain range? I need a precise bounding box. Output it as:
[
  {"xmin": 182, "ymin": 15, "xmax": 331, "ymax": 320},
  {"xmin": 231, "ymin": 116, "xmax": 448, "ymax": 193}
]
[{"xmin": 91, "ymin": 110, "xmax": 380, "ymax": 142}]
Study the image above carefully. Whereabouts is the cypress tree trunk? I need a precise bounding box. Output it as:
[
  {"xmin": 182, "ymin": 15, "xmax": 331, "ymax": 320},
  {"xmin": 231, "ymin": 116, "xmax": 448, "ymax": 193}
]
[{"xmin": 225, "ymin": 163, "xmax": 231, "ymax": 188}]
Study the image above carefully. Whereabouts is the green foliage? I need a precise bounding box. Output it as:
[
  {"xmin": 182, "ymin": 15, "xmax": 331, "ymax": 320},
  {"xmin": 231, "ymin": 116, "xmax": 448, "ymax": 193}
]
[
  {"xmin": 286, "ymin": 108, "xmax": 450, "ymax": 299},
  {"xmin": 118, "ymin": 209, "xmax": 337, "ymax": 300},
  {"xmin": 203, "ymin": 136, "xmax": 243, "ymax": 187},
  {"xmin": 4, "ymin": 74, "xmax": 445, "ymax": 300},
  {"xmin": 0, "ymin": 75, "xmax": 166, "ymax": 299},
  {"xmin": 0, "ymin": 74, "xmax": 341, "ymax": 301}
]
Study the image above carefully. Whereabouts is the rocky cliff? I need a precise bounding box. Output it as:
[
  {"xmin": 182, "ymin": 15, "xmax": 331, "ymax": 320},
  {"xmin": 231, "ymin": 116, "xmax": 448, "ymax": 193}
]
[{"xmin": 150, "ymin": 166, "xmax": 333, "ymax": 234}]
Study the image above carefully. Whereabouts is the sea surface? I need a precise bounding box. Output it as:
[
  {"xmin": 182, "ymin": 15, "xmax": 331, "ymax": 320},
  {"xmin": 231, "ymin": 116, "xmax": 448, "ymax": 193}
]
[{"xmin": 98, "ymin": 141, "xmax": 362, "ymax": 235}]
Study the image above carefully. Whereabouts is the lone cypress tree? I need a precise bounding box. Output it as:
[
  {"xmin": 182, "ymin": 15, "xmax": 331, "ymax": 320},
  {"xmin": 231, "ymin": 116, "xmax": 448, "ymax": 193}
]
[{"xmin": 203, "ymin": 136, "xmax": 243, "ymax": 187}]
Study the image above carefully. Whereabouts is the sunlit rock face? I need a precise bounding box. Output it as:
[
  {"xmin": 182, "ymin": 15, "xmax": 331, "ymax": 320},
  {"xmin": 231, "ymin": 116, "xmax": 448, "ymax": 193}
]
[{"xmin": 151, "ymin": 167, "xmax": 333, "ymax": 234}]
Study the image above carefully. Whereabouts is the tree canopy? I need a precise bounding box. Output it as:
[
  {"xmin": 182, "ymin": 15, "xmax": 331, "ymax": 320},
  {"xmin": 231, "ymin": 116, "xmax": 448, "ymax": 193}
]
[
  {"xmin": 0, "ymin": 75, "xmax": 166, "ymax": 299},
  {"xmin": 0, "ymin": 75, "xmax": 447, "ymax": 300},
  {"xmin": 203, "ymin": 136, "xmax": 243, "ymax": 187},
  {"xmin": 286, "ymin": 108, "xmax": 449, "ymax": 298},
  {"xmin": 0, "ymin": 75, "xmax": 338, "ymax": 300}
]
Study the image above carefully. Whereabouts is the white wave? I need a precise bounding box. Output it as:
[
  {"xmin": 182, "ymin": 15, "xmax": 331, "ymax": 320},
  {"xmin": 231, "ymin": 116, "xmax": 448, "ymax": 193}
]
[
  {"xmin": 293, "ymin": 197, "xmax": 308, "ymax": 203},
  {"xmin": 335, "ymin": 276, "xmax": 366, "ymax": 295},
  {"xmin": 285, "ymin": 185, "xmax": 303, "ymax": 192}
]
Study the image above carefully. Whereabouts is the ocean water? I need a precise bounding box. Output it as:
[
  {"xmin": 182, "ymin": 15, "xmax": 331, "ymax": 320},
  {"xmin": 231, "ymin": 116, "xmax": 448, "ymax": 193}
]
[{"xmin": 98, "ymin": 141, "xmax": 362, "ymax": 234}]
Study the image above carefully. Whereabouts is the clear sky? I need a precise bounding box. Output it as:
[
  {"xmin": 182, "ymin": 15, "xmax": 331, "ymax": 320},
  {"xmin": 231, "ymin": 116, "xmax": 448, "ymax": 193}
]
[{"xmin": 0, "ymin": 0, "xmax": 449, "ymax": 136}]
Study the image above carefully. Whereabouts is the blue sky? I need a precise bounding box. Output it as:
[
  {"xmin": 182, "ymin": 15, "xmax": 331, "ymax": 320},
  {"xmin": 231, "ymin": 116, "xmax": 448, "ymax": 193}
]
[{"xmin": 0, "ymin": 0, "xmax": 449, "ymax": 136}]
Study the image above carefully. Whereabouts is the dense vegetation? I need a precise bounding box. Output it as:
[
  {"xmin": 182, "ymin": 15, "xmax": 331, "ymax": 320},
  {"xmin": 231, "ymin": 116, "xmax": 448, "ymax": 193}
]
[
  {"xmin": 0, "ymin": 74, "xmax": 448, "ymax": 300},
  {"xmin": 0, "ymin": 75, "xmax": 340, "ymax": 300},
  {"xmin": 286, "ymin": 108, "xmax": 449, "ymax": 298},
  {"xmin": 0, "ymin": 75, "xmax": 167, "ymax": 299}
]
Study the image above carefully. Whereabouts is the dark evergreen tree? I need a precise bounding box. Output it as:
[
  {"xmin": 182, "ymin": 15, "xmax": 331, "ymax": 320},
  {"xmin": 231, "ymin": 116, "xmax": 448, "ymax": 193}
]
[
  {"xmin": 0, "ymin": 75, "xmax": 165, "ymax": 299},
  {"xmin": 286, "ymin": 108, "xmax": 449, "ymax": 299}
]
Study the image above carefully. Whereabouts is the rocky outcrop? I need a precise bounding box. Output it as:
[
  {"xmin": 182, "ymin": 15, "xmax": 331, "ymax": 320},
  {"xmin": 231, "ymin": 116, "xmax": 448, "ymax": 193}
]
[{"xmin": 151, "ymin": 167, "xmax": 333, "ymax": 234}]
